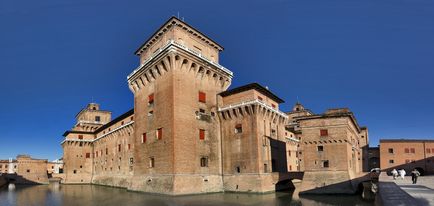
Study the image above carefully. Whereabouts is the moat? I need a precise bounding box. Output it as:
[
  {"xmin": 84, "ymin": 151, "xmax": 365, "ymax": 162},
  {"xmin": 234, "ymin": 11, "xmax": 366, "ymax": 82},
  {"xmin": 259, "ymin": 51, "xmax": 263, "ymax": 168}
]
[{"xmin": 0, "ymin": 183, "xmax": 373, "ymax": 206}]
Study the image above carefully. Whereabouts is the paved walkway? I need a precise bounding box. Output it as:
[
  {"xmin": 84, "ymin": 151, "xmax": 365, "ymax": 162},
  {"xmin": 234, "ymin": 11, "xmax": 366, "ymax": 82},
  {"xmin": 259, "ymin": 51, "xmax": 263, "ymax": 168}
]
[{"xmin": 382, "ymin": 174, "xmax": 434, "ymax": 206}]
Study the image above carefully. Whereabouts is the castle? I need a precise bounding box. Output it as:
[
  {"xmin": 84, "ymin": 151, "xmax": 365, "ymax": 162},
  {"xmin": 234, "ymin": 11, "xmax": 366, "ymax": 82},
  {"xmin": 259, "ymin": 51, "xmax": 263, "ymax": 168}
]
[{"xmin": 61, "ymin": 17, "xmax": 369, "ymax": 195}]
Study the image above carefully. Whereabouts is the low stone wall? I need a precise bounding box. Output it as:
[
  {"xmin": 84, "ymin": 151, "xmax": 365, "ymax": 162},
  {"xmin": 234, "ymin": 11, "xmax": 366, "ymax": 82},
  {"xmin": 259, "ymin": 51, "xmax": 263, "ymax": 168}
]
[{"xmin": 299, "ymin": 171, "xmax": 356, "ymax": 194}]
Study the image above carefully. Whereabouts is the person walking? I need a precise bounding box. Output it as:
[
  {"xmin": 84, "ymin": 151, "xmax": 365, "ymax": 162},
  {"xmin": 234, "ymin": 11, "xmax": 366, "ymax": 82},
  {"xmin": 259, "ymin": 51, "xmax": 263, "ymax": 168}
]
[
  {"xmin": 399, "ymin": 169, "xmax": 406, "ymax": 180},
  {"xmin": 411, "ymin": 169, "xmax": 420, "ymax": 184},
  {"xmin": 391, "ymin": 169, "xmax": 398, "ymax": 180}
]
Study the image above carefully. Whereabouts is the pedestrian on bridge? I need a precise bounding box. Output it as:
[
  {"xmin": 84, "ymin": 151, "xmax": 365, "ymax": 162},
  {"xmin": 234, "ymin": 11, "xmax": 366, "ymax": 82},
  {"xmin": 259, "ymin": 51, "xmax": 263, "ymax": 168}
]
[{"xmin": 411, "ymin": 169, "xmax": 420, "ymax": 184}]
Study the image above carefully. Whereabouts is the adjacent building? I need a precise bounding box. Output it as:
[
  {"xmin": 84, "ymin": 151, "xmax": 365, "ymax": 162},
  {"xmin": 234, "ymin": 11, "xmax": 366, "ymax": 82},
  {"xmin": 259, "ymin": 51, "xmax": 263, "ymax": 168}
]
[
  {"xmin": 0, "ymin": 155, "xmax": 49, "ymax": 184},
  {"xmin": 286, "ymin": 105, "xmax": 369, "ymax": 193},
  {"xmin": 61, "ymin": 17, "xmax": 369, "ymax": 195},
  {"xmin": 379, "ymin": 139, "xmax": 434, "ymax": 175}
]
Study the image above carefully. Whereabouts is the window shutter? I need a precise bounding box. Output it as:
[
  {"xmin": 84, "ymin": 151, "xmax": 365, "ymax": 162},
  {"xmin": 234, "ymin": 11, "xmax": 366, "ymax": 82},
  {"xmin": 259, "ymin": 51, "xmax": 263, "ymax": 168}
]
[
  {"xmin": 148, "ymin": 93, "xmax": 154, "ymax": 103},
  {"xmin": 157, "ymin": 128, "xmax": 163, "ymax": 140},
  {"xmin": 320, "ymin": 129, "xmax": 328, "ymax": 136},
  {"xmin": 199, "ymin": 129, "xmax": 205, "ymax": 140},
  {"xmin": 198, "ymin": 92, "xmax": 206, "ymax": 103},
  {"xmin": 142, "ymin": 133, "xmax": 147, "ymax": 143}
]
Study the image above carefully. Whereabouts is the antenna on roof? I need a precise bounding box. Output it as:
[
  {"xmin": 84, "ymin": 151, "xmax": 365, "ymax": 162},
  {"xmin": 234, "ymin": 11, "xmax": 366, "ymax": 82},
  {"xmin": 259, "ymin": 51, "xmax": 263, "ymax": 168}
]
[
  {"xmin": 296, "ymin": 96, "xmax": 300, "ymax": 104},
  {"xmin": 177, "ymin": 12, "xmax": 180, "ymax": 19},
  {"xmin": 182, "ymin": 16, "xmax": 185, "ymax": 21}
]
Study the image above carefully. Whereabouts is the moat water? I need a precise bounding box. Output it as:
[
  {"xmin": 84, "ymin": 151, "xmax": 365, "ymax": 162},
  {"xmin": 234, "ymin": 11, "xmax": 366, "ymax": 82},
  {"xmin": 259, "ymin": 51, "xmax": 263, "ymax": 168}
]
[{"xmin": 0, "ymin": 183, "xmax": 373, "ymax": 206}]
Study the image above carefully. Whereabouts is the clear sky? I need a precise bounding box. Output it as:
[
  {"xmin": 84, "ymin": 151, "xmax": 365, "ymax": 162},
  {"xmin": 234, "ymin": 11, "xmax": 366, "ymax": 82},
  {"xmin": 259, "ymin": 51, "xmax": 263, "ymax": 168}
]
[{"xmin": 1, "ymin": 0, "xmax": 433, "ymax": 160}]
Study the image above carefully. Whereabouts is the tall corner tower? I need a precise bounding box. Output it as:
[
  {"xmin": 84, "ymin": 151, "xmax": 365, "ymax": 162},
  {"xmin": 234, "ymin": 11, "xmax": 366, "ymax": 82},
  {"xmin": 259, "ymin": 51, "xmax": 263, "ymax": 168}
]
[{"xmin": 127, "ymin": 17, "xmax": 233, "ymax": 195}]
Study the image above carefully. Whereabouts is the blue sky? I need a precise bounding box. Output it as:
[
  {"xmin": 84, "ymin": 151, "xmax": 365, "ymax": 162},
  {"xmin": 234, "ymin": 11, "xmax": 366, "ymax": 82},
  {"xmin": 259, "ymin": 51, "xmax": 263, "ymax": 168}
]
[{"xmin": 0, "ymin": 0, "xmax": 433, "ymax": 160}]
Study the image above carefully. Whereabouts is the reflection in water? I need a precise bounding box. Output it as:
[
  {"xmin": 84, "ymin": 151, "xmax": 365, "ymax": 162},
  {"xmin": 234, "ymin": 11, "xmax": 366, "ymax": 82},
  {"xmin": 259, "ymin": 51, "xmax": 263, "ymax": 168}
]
[{"xmin": 0, "ymin": 183, "xmax": 373, "ymax": 206}]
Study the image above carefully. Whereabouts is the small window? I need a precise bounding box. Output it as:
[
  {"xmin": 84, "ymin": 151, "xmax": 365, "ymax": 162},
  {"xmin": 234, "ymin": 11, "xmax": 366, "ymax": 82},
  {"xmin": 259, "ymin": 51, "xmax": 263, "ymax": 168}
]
[
  {"xmin": 95, "ymin": 116, "xmax": 101, "ymax": 122},
  {"xmin": 149, "ymin": 157, "xmax": 155, "ymax": 168},
  {"xmin": 129, "ymin": 158, "xmax": 134, "ymax": 165},
  {"xmin": 320, "ymin": 129, "xmax": 328, "ymax": 137},
  {"xmin": 148, "ymin": 93, "xmax": 154, "ymax": 104},
  {"xmin": 79, "ymin": 142, "xmax": 83, "ymax": 147},
  {"xmin": 121, "ymin": 121, "xmax": 124, "ymax": 125},
  {"xmin": 198, "ymin": 91, "xmax": 206, "ymax": 103},
  {"xmin": 142, "ymin": 133, "xmax": 147, "ymax": 143},
  {"xmin": 236, "ymin": 166, "xmax": 241, "ymax": 173},
  {"xmin": 235, "ymin": 124, "xmax": 242, "ymax": 134},
  {"xmin": 389, "ymin": 159, "xmax": 394, "ymax": 164},
  {"xmin": 405, "ymin": 148, "xmax": 409, "ymax": 153},
  {"xmin": 427, "ymin": 149, "xmax": 431, "ymax": 153},
  {"xmin": 271, "ymin": 104, "xmax": 276, "ymax": 108},
  {"xmin": 317, "ymin": 146, "xmax": 324, "ymax": 152},
  {"xmin": 199, "ymin": 129, "xmax": 205, "ymax": 140},
  {"xmin": 73, "ymin": 170, "xmax": 76, "ymax": 174},
  {"xmin": 199, "ymin": 108, "xmax": 205, "ymax": 113},
  {"xmin": 27, "ymin": 169, "xmax": 30, "ymax": 173},
  {"xmin": 288, "ymin": 151, "xmax": 291, "ymax": 157},
  {"xmin": 264, "ymin": 164, "xmax": 268, "ymax": 173},
  {"xmin": 128, "ymin": 144, "xmax": 131, "ymax": 150},
  {"xmin": 157, "ymin": 128, "xmax": 163, "ymax": 140},
  {"xmin": 80, "ymin": 165, "xmax": 82, "ymax": 168},
  {"xmin": 388, "ymin": 148, "xmax": 394, "ymax": 154},
  {"xmin": 410, "ymin": 148, "xmax": 415, "ymax": 153},
  {"xmin": 106, "ymin": 148, "xmax": 108, "ymax": 155},
  {"xmin": 148, "ymin": 110, "xmax": 154, "ymax": 116},
  {"xmin": 85, "ymin": 153, "xmax": 90, "ymax": 158},
  {"xmin": 118, "ymin": 144, "xmax": 121, "ymax": 152},
  {"xmin": 323, "ymin": 160, "xmax": 329, "ymax": 168},
  {"xmin": 200, "ymin": 157, "xmax": 208, "ymax": 167},
  {"xmin": 258, "ymin": 96, "xmax": 263, "ymax": 101},
  {"xmin": 78, "ymin": 135, "xmax": 83, "ymax": 140}
]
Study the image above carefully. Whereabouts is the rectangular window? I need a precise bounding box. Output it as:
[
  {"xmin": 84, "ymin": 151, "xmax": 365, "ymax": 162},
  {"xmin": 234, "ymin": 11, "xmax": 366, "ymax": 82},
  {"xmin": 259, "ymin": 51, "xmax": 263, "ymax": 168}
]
[
  {"xmin": 142, "ymin": 133, "xmax": 146, "ymax": 143},
  {"xmin": 128, "ymin": 144, "xmax": 131, "ymax": 150},
  {"xmin": 320, "ymin": 129, "xmax": 328, "ymax": 137},
  {"xmin": 157, "ymin": 128, "xmax": 163, "ymax": 140},
  {"xmin": 149, "ymin": 157, "xmax": 155, "ymax": 168},
  {"xmin": 95, "ymin": 116, "xmax": 101, "ymax": 122},
  {"xmin": 389, "ymin": 159, "xmax": 394, "ymax": 164},
  {"xmin": 388, "ymin": 148, "xmax": 394, "ymax": 154},
  {"xmin": 78, "ymin": 135, "xmax": 83, "ymax": 140},
  {"xmin": 235, "ymin": 124, "xmax": 242, "ymax": 134},
  {"xmin": 199, "ymin": 129, "xmax": 205, "ymax": 140},
  {"xmin": 118, "ymin": 144, "xmax": 121, "ymax": 152},
  {"xmin": 410, "ymin": 148, "xmax": 415, "ymax": 153},
  {"xmin": 27, "ymin": 169, "xmax": 30, "ymax": 173},
  {"xmin": 85, "ymin": 153, "xmax": 90, "ymax": 158},
  {"xmin": 198, "ymin": 91, "xmax": 206, "ymax": 103},
  {"xmin": 129, "ymin": 158, "xmax": 134, "ymax": 165},
  {"xmin": 427, "ymin": 149, "xmax": 431, "ymax": 153},
  {"xmin": 405, "ymin": 148, "xmax": 409, "ymax": 153},
  {"xmin": 323, "ymin": 160, "xmax": 329, "ymax": 168},
  {"xmin": 106, "ymin": 148, "xmax": 108, "ymax": 155},
  {"xmin": 288, "ymin": 151, "xmax": 291, "ymax": 157},
  {"xmin": 271, "ymin": 104, "xmax": 276, "ymax": 108},
  {"xmin": 200, "ymin": 157, "xmax": 208, "ymax": 167},
  {"xmin": 317, "ymin": 146, "xmax": 324, "ymax": 152},
  {"xmin": 148, "ymin": 93, "xmax": 154, "ymax": 104}
]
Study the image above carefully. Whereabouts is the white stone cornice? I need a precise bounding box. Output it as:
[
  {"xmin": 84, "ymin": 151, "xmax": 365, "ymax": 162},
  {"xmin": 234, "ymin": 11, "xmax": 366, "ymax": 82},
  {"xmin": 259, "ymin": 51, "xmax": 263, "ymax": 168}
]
[
  {"xmin": 127, "ymin": 40, "xmax": 233, "ymax": 83},
  {"xmin": 218, "ymin": 99, "xmax": 288, "ymax": 119},
  {"xmin": 60, "ymin": 121, "xmax": 134, "ymax": 145}
]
